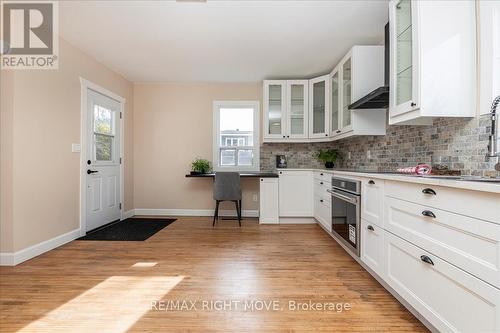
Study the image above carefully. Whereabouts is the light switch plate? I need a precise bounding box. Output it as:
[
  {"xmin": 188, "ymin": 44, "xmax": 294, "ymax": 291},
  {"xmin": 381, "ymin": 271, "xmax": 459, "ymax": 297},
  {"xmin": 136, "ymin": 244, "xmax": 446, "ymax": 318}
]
[{"xmin": 72, "ymin": 143, "xmax": 81, "ymax": 153}]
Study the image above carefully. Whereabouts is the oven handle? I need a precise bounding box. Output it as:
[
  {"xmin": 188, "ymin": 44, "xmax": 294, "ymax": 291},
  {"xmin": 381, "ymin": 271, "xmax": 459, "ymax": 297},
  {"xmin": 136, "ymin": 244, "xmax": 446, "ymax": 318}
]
[{"xmin": 327, "ymin": 189, "xmax": 359, "ymax": 204}]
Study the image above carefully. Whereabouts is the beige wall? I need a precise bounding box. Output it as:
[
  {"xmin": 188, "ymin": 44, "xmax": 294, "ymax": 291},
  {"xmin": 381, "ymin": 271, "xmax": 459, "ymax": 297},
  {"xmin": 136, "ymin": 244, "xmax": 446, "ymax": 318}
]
[
  {"xmin": 1, "ymin": 38, "xmax": 134, "ymax": 252},
  {"xmin": 1, "ymin": 71, "xmax": 15, "ymax": 252},
  {"xmin": 133, "ymin": 83, "xmax": 262, "ymax": 213}
]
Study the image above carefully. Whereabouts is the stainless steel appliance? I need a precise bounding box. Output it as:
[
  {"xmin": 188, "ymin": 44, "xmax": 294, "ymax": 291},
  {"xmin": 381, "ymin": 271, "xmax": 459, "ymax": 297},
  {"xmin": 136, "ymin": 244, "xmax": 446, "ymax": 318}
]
[{"xmin": 327, "ymin": 176, "xmax": 361, "ymax": 257}]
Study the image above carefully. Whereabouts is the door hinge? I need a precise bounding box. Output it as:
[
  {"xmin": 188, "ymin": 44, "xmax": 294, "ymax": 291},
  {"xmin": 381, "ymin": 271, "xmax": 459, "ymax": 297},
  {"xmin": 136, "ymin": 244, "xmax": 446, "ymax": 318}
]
[
  {"xmin": 119, "ymin": 157, "xmax": 122, "ymax": 164},
  {"xmin": 119, "ymin": 112, "xmax": 122, "ymax": 119},
  {"xmin": 119, "ymin": 203, "xmax": 122, "ymax": 210}
]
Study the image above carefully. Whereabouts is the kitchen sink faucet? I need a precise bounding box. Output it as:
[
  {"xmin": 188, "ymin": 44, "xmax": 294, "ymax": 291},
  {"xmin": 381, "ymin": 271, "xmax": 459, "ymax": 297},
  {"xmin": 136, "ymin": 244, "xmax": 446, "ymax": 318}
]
[{"xmin": 487, "ymin": 95, "xmax": 500, "ymax": 171}]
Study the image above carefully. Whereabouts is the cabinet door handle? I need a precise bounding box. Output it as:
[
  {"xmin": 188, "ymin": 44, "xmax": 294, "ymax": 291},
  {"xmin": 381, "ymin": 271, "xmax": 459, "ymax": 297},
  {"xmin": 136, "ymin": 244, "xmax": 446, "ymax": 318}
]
[
  {"xmin": 411, "ymin": 102, "xmax": 417, "ymax": 107},
  {"xmin": 422, "ymin": 188, "xmax": 436, "ymax": 195},
  {"xmin": 325, "ymin": 134, "xmax": 328, "ymax": 137},
  {"xmin": 336, "ymin": 130, "xmax": 341, "ymax": 133},
  {"xmin": 282, "ymin": 135, "xmax": 286, "ymax": 138},
  {"xmin": 87, "ymin": 170, "xmax": 98, "ymax": 174},
  {"xmin": 367, "ymin": 225, "xmax": 374, "ymax": 231},
  {"xmin": 368, "ymin": 180, "xmax": 375, "ymax": 185},
  {"xmin": 320, "ymin": 182, "xmax": 323, "ymax": 185},
  {"xmin": 320, "ymin": 199, "xmax": 324, "ymax": 203},
  {"xmin": 279, "ymin": 171, "xmax": 282, "ymax": 175},
  {"xmin": 421, "ymin": 210, "xmax": 436, "ymax": 218},
  {"xmin": 420, "ymin": 255, "xmax": 434, "ymax": 266}
]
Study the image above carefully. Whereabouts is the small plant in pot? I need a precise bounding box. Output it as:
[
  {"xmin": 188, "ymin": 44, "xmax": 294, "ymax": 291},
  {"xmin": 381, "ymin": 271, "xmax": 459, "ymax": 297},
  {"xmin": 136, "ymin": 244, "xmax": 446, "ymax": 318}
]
[
  {"xmin": 317, "ymin": 149, "xmax": 339, "ymax": 169},
  {"xmin": 190, "ymin": 158, "xmax": 212, "ymax": 175}
]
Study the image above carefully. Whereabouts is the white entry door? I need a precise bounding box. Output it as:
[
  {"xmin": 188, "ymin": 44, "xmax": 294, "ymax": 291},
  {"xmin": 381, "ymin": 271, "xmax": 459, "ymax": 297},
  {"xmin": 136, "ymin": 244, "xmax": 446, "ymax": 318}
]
[{"xmin": 85, "ymin": 89, "xmax": 122, "ymax": 231}]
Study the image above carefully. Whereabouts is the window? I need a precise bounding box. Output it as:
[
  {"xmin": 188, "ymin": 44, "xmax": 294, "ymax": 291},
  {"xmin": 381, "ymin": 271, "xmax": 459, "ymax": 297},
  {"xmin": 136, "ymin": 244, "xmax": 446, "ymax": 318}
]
[
  {"xmin": 213, "ymin": 101, "xmax": 259, "ymax": 171},
  {"xmin": 478, "ymin": 0, "xmax": 500, "ymax": 116}
]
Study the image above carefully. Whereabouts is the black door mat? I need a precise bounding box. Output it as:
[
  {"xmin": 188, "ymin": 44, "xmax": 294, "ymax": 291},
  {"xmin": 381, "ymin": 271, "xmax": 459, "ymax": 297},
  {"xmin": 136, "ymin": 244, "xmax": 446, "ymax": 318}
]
[{"xmin": 78, "ymin": 218, "xmax": 176, "ymax": 241}]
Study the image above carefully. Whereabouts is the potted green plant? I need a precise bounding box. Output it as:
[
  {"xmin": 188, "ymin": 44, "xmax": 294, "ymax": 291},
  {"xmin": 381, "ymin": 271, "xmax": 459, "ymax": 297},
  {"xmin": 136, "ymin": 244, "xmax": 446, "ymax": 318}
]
[
  {"xmin": 317, "ymin": 149, "xmax": 339, "ymax": 169},
  {"xmin": 190, "ymin": 158, "xmax": 212, "ymax": 175}
]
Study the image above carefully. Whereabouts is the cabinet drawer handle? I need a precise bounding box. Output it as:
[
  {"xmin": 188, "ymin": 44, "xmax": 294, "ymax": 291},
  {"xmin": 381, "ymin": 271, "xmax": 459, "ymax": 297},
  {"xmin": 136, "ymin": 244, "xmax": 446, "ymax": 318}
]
[
  {"xmin": 320, "ymin": 173, "xmax": 324, "ymax": 176},
  {"xmin": 320, "ymin": 181, "xmax": 323, "ymax": 185},
  {"xmin": 367, "ymin": 225, "xmax": 374, "ymax": 231},
  {"xmin": 420, "ymin": 255, "xmax": 434, "ymax": 266},
  {"xmin": 279, "ymin": 171, "xmax": 282, "ymax": 175},
  {"xmin": 325, "ymin": 134, "xmax": 328, "ymax": 137},
  {"xmin": 336, "ymin": 130, "xmax": 341, "ymax": 133},
  {"xmin": 368, "ymin": 180, "xmax": 375, "ymax": 185},
  {"xmin": 320, "ymin": 199, "xmax": 324, "ymax": 203},
  {"xmin": 421, "ymin": 210, "xmax": 436, "ymax": 218},
  {"xmin": 422, "ymin": 188, "xmax": 436, "ymax": 195}
]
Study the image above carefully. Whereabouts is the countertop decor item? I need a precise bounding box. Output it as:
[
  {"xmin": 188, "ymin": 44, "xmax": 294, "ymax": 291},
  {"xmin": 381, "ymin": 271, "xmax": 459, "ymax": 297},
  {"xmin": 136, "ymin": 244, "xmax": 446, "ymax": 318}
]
[
  {"xmin": 317, "ymin": 149, "xmax": 339, "ymax": 169},
  {"xmin": 397, "ymin": 164, "xmax": 432, "ymax": 175},
  {"xmin": 276, "ymin": 155, "xmax": 287, "ymax": 168},
  {"xmin": 190, "ymin": 158, "xmax": 211, "ymax": 175}
]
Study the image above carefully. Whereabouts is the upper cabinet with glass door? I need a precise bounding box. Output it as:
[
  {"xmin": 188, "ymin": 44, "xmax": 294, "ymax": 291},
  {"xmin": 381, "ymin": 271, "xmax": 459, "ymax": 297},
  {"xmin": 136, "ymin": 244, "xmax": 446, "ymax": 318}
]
[
  {"xmin": 388, "ymin": 0, "xmax": 476, "ymax": 125},
  {"xmin": 330, "ymin": 67, "xmax": 341, "ymax": 137},
  {"xmin": 286, "ymin": 80, "xmax": 309, "ymax": 140},
  {"xmin": 263, "ymin": 81, "xmax": 287, "ymax": 140},
  {"xmin": 309, "ymin": 74, "xmax": 330, "ymax": 140},
  {"xmin": 263, "ymin": 80, "xmax": 308, "ymax": 142}
]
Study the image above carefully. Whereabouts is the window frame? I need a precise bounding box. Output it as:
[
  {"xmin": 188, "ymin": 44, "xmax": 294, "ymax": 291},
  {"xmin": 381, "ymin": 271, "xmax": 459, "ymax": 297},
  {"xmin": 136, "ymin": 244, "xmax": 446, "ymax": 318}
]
[{"xmin": 213, "ymin": 100, "xmax": 260, "ymax": 172}]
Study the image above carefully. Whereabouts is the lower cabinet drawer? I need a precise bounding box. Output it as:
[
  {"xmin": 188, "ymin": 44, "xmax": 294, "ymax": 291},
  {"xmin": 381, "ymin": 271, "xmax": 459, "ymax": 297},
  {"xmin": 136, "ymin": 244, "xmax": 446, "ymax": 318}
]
[
  {"xmin": 314, "ymin": 195, "xmax": 331, "ymax": 233},
  {"xmin": 385, "ymin": 231, "xmax": 500, "ymax": 333},
  {"xmin": 385, "ymin": 196, "xmax": 500, "ymax": 288},
  {"xmin": 361, "ymin": 219, "xmax": 384, "ymax": 277}
]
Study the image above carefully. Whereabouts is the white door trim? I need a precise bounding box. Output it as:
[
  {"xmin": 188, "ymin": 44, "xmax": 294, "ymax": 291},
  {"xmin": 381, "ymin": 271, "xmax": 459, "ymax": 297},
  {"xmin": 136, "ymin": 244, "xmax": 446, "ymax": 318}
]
[{"xmin": 79, "ymin": 78, "xmax": 126, "ymax": 236}]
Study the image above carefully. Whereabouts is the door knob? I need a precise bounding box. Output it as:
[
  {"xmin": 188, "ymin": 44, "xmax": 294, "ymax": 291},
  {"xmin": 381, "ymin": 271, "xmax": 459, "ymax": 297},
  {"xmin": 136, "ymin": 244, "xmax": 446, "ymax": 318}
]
[{"xmin": 87, "ymin": 170, "xmax": 98, "ymax": 174}]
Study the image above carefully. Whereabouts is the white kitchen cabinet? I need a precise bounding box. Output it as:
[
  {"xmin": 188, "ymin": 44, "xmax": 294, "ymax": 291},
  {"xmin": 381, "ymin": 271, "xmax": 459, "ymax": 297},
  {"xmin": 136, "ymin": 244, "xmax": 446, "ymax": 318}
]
[
  {"xmin": 309, "ymin": 75, "xmax": 330, "ymax": 140},
  {"xmin": 313, "ymin": 175, "xmax": 332, "ymax": 232},
  {"xmin": 278, "ymin": 170, "xmax": 313, "ymax": 217},
  {"xmin": 259, "ymin": 178, "xmax": 279, "ymax": 224},
  {"xmin": 314, "ymin": 195, "xmax": 331, "ymax": 233},
  {"xmin": 388, "ymin": 0, "xmax": 476, "ymax": 125},
  {"xmin": 384, "ymin": 231, "xmax": 500, "ymax": 333},
  {"xmin": 385, "ymin": 196, "xmax": 500, "ymax": 288},
  {"xmin": 263, "ymin": 80, "xmax": 286, "ymax": 139},
  {"xmin": 330, "ymin": 46, "xmax": 387, "ymax": 140},
  {"xmin": 263, "ymin": 80, "xmax": 308, "ymax": 142},
  {"xmin": 287, "ymin": 80, "xmax": 309, "ymax": 139},
  {"xmin": 361, "ymin": 177, "xmax": 384, "ymax": 227},
  {"xmin": 361, "ymin": 219, "xmax": 385, "ymax": 278}
]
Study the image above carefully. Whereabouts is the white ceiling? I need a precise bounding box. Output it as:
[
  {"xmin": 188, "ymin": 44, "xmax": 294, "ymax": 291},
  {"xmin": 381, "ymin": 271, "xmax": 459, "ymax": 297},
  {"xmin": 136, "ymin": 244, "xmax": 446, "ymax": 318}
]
[{"xmin": 59, "ymin": 0, "xmax": 388, "ymax": 83}]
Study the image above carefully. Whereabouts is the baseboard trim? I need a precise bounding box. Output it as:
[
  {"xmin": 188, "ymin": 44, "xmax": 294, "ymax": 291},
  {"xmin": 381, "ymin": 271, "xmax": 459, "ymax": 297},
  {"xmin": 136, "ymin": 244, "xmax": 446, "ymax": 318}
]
[
  {"xmin": 279, "ymin": 217, "xmax": 316, "ymax": 224},
  {"xmin": 122, "ymin": 209, "xmax": 135, "ymax": 219},
  {"xmin": 133, "ymin": 208, "xmax": 259, "ymax": 218},
  {"xmin": 0, "ymin": 228, "xmax": 80, "ymax": 266}
]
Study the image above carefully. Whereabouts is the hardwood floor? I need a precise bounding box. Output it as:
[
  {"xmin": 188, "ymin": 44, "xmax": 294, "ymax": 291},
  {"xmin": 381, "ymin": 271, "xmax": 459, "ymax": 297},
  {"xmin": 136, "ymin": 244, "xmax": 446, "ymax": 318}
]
[{"xmin": 0, "ymin": 217, "xmax": 428, "ymax": 332}]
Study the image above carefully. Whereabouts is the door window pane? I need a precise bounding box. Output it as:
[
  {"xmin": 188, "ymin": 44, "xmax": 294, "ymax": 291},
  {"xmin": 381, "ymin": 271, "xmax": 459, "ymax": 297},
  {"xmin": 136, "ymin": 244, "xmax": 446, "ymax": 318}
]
[
  {"xmin": 331, "ymin": 72, "xmax": 339, "ymax": 131},
  {"xmin": 95, "ymin": 134, "xmax": 113, "ymax": 161},
  {"xmin": 237, "ymin": 150, "xmax": 253, "ymax": 166},
  {"xmin": 313, "ymin": 80, "xmax": 326, "ymax": 134},
  {"xmin": 268, "ymin": 85, "xmax": 282, "ymax": 135},
  {"xmin": 220, "ymin": 149, "xmax": 236, "ymax": 166},
  {"xmin": 94, "ymin": 105, "xmax": 113, "ymax": 135},
  {"xmin": 342, "ymin": 59, "xmax": 352, "ymax": 127},
  {"xmin": 290, "ymin": 84, "xmax": 305, "ymax": 135}
]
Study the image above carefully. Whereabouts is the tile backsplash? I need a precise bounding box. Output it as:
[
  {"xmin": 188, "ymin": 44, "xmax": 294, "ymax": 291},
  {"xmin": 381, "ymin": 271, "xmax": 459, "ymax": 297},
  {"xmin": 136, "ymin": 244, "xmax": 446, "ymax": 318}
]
[{"xmin": 260, "ymin": 115, "xmax": 499, "ymax": 177}]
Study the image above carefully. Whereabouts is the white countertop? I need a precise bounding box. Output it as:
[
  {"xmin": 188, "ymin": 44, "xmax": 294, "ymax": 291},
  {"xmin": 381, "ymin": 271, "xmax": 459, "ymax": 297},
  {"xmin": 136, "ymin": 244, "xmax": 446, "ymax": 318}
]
[{"xmin": 277, "ymin": 168, "xmax": 500, "ymax": 194}]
